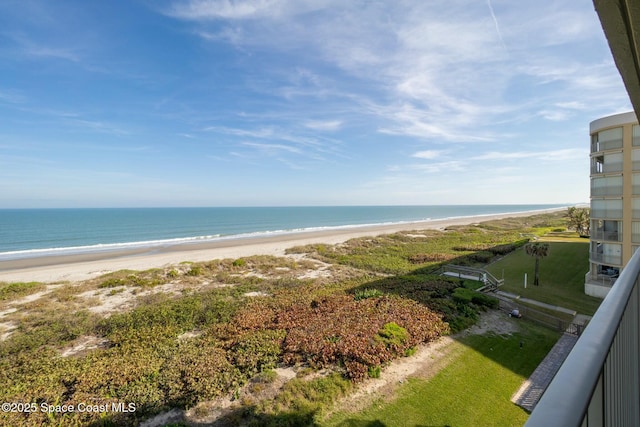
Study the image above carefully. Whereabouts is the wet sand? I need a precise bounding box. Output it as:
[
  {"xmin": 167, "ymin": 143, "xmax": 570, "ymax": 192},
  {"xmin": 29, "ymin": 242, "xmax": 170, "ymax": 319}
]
[{"xmin": 0, "ymin": 209, "xmax": 562, "ymax": 283}]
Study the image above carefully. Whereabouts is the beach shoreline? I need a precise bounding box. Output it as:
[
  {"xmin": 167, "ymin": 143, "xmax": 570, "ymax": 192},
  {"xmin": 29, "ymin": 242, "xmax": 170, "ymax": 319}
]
[{"xmin": 0, "ymin": 208, "xmax": 564, "ymax": 283}]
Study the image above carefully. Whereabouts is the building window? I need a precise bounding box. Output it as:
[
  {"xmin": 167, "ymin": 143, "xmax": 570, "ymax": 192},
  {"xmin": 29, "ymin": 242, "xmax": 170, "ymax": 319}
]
[
  {"xmin": 633, "ymin": 125, "xmax": 640, "ymax": 146},
  {"xmin": 591, "ymin": 127, "xmax": 623, "ymax": 152},
  {"xmin": 633, "ymin": 149, "xmax": 640, "ymax": 170},
  {"xmin": 634, "ymin": 174, "xmax": 640, "ymax": 195},
  {"xmin": 634, "ymin": 198, "xmax": 640, "ymax": 219},
  {"xmin": 593, "ymin": 219, "xmax": 622, "ymax": 241},
  {"xmin": 592, "ymin": 175, "xmax": 623, "ymax": 196},
  {"xmin": 634, "ymin": 223, "xmax": 640, "ymax": 243},
  {"xmin": 591, "ymin": 242, "xmax": 622, "ymax": 265},
  {"xmin": 592, "ymin": 199, "xmax": 623, "ymax": 219},
  {"xmin": 591, "ymin": 152, "xmax": 623, "ymax": 174}
]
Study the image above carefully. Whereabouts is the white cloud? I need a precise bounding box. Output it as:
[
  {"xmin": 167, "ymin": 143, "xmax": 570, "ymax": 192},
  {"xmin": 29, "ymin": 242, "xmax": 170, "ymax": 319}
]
[
  {"xmin": 167, "ymin": 0, "xmax": 629, "ymax": 143},
  {"xmin": 168, "ymin": 0, "xmax": 281, "ymax": 20},
  {"xmin": 0, "ymin": 89, "xmax": 26, "ymax": 104},
  {"xmin": 304, "ymin": 120, "xmax": 342, "ymax": 131},
  {"xmin": 167, "ymin": 0, "xmax": 334, "ymax": 20},
  {"xmin": 204, "ymin": 125, "xmax": 275, "ymax": 138},
  {"xmin": 473, "ymin": 148, "xmax": 587, "ymax": 161},
  {"xmin": 411, "ymin": 150, "xmax": 445, "ymax": 160},
  {"xmin": 241, "ymin": 141, "xmax": 301, "ymax": 154}
]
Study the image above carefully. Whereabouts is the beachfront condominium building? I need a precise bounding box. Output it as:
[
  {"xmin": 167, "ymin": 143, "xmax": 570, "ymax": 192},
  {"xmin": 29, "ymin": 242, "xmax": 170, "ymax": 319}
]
[{"xmin": 586, "ymin": 111, "xmax": 640, "ymax": 297}]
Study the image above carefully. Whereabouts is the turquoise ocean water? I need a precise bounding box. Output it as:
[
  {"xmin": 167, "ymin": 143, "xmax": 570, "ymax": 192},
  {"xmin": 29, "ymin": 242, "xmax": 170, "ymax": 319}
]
[{"xmin": 0, "ymin": 205, "xmax": 565, "ymax": 260}]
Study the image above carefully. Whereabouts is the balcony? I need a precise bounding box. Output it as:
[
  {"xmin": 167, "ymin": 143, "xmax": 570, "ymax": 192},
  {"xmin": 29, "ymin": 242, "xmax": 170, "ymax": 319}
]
[
  {"xmin": 591, "ymin": 186, "xmax": 623, "ymax": 197},
  {"xmin": 591, "ymin": 230, "xmax": 621, "ymax": 241},
  {"xmin": 590, "ymin": 251, "xmax": 622, "ymax": 265},
  {"xmin": 526, "ymin": 249, "xmax": 640, "ymax": 426},
  {"xmin": 591, "ymin": 139, "xmax": 623, "ymax": 153},
  {"xmin": 591, "ymin": 209, "xmax": 623, "ymax": 219},
  {"xmin": 591, "ymin": 163, "xmax": 623, "ymax": 174}
]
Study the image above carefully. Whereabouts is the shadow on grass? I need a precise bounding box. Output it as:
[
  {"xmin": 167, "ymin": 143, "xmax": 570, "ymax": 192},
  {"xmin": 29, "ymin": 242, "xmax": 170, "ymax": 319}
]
[
  {"xmin": 334, "ymin": 420, "xmax": 387, "ymax": 427},
  {"xmin": 345, "ymin": 241, "xmax": 563, "ymax": 379},
  {"xmin": 208, "ymin": 407, "xmax": 318, "ymax": 426}
]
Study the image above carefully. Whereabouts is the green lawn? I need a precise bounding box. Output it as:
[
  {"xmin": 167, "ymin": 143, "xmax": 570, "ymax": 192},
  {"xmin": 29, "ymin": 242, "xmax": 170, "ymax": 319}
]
[
  {"xmin": 486, "ymin": 241, "xmax": 602, "ymax": 316},
  {"xmin": 322, "ymin": 321, "xmax": 559, "ymax": 427}
]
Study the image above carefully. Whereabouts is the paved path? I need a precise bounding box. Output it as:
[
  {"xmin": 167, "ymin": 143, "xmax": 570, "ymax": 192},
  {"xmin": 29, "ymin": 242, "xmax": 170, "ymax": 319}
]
[
  {"xmin": 496, "ymin": 290, "xmax": 577, "ymax": 316},
  {"xmin": 511, "ymin": 332, "xmax": 579, "ymax": 412}
]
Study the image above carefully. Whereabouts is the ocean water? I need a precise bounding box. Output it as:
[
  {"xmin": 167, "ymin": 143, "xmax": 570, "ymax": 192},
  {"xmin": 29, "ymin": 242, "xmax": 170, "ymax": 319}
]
[{"xmin": 0, "ymin": 205, "xmax": 565, "ymax": 260}]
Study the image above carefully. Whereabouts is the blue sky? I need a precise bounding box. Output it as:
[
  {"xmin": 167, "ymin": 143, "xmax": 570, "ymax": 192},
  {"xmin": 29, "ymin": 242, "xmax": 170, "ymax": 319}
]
[{"xmin": 0, "ymin": 0, "xmax": 633, "ymax": 208}]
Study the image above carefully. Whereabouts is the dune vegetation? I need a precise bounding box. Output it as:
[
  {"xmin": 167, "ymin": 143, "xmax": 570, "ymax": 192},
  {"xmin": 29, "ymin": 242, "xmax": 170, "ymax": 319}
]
[{"xmin": 0, "ymin": 211, "xmax": 575, "ymax": 426}]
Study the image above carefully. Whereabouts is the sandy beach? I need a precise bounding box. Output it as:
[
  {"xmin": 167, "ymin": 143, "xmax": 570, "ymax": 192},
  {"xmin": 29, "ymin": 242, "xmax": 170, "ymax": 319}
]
[{"xmin": 0, "ymin": 208, "xmax": 563, "ymax": 284}]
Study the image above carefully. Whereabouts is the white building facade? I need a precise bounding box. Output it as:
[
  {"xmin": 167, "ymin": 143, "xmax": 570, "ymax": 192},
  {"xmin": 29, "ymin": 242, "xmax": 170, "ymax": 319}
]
[{"xmin": 586, "ymin": 111, "xmax": 640, "ymax": 297}]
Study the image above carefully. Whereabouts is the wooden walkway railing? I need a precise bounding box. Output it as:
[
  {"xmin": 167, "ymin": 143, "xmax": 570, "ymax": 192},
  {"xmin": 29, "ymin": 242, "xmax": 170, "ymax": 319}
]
[{"xmin": 438, "ymin": 264, "xmax": 504, "ymax": 291}]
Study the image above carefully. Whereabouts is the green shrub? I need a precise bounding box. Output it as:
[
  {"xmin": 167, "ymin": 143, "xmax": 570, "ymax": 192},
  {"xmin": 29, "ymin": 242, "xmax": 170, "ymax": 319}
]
[
  {"xmin": 0, "ymin": 281, "xmax": 45, "ymax": 301},
  {"xmin": 255, "ymin": 369, "xmax": 278, "ymax": 384},
  {"xmin": 471, "ymin": 293, "xmax": 499, "ymax": 309},
  {"xmin": 354, "ymin": 288, "xmax": 383, "ymax": 301},
  {"xmin": 487, "ymin": 243, "xmax": 516, "ymax": 255},
  {"xmin": 468, "ymin": 251, "xmax": 494, "ymax": 263},
  {"xmin": 98, "ymin": 278, "xmax": 127, "ymax": 288},
  {"xmin": 377, "ymin": 322, "xmax": 409, "ymax": 349},
  {"xmin": 452, "ymin": 287, "xmax": 475, "ymax": 304},
  {"xmin": 272, "ymin": 372, "xmax": 351, "ymax": 412},
  {"xmin": 404, "ymin": 346, "xmax": 418, "ymax": 357},
  {"xmin": 408, "ymin": 253, "xmax": 455, "ymax": 263},
  {"xmin": 368, "ymin": 365, "xmax": 381, "ymax": 378},
  {"xmin": 231, "ymin": 330, "xmax": 285, "ymax": 376},
  {"xmin": 98, "ymin": 273, "xmax": 160, "ymax": 288},
  {"xmin": 186, "ymin": 266, "xmax": 203, "ymax": 276},
  {"xmin": 160, "ymin": 343, "xmax": 242, "ymax": 407},
  {"xmin": 233, "ymin": 258, "xmax": 247, "ymax": 267}
]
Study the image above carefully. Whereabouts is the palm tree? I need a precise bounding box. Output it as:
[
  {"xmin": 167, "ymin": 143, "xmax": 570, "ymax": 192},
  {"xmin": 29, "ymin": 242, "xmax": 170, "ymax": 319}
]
[
  {"xmin": 525, "ymin": 242, "xmax": 549, "ymax": 286},
  {"xmin": 565, "ymin": 207, "xmax": 590, "ymax": 236}
]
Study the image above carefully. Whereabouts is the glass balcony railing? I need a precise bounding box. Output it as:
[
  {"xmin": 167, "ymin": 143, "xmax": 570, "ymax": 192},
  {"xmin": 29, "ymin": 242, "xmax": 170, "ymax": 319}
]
[
  {"xmin": 590, "ymin": 251, "xmax": 622, "ymax": 265},
  {"xmin": 591, "ymin": 186, "xmax": 623, "ymax": 197},
  {"xmin": 591, "ymin": 163, "xmax": 623, "ymax": 174},
  {"xmin": 591, "ymin": 209, "xmax": 623, "ymax": 219},
  {"xmin": 591, "ymin": 230, "xmax": 621, "ymax": 241},
  {"xmin": 591, "ymin": 139, "xmax": 623, "ymax": 152}
]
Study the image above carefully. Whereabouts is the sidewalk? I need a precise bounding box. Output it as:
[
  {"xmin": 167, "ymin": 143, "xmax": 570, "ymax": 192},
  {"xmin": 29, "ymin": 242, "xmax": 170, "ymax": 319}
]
[
  {"xmin": 496, "ymin": 290, "xmax": 577, "ymax": 316},
  {"xmin": 495, "ymin": 291, "xmax": 591, "ymax": 411},
  {"xmin": 511, "ymin": 332, "xmax": 578, "ymax": 412}
]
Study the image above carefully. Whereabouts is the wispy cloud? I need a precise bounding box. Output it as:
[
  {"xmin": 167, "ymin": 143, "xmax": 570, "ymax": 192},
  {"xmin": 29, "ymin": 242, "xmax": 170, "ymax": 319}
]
[
  {"xmin": 486, "ymin": 0, "xmax": 507, "ymax": 52},
  {"xmin": 4, "ymin": 32, "xmax": 82, "ymax": 63},
  {"xmin": 166, "ymin": 0, "xmax": 334, "ymax": 20},
  {"xmin": 24, "ymin": 45, "xmax": 80, "ymax": 62},
  {"xmin": 164, "ymin": 0, "xmax": 628, "ymax": 153},
  {"xmin": 168, "ymin": 0, "xmax": 281, "ymax": 20},
  {"xmin": 0, "ymin": 89, "xmax": 27, "ymax": 104},
  {"xmin": 0, "ymin": 1, "xmax": 621, "ymax": 206},
  {"xmin": 473, "ymin": 148, "xmax": 587, "ymax": 161},
  {"xmin": 411, "ymin": 150, "xmax": 445, "ymax": 160},
  {"xmin": 204, "ymin": 125, "xmax": 275, "ymax": 138},
  {"xmin": 63, "ymin": 118, "xmax": 132, "ymax": 137},
  {"xmin": 241, "ymin": 141, "xmax": 301, "ymax": 154},
  {"xmin": 304, "ymin": 120, "xmax": 342, "ymax": 131}
]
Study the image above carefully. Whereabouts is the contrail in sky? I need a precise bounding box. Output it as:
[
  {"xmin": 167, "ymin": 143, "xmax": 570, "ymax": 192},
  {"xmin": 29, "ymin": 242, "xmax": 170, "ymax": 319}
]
[{"xmin": 487, "ymin": 0, "xmax": 507, "ymax": 52}]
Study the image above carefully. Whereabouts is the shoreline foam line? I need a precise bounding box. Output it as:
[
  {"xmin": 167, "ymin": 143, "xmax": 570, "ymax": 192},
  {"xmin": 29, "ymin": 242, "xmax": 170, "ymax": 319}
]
[
  {"xmin": 0, "ymin": 207, "xmax": 567, "ymax": 283},
  {"xmin": 0, "ymin": 206, "xmax": 569, "ymax": 261}
]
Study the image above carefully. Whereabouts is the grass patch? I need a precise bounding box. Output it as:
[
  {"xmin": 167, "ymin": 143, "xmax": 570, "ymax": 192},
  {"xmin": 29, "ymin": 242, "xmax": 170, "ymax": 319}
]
[
  {"xmin": 323, "ymin": 321, "xmax": 560, "ymax": 427},
  {"xmin": 0, "ymin": 281, "xmax": 45, "ymax": 301},
  {"xmin": 486, "ymin": 241, "xmax": 601, "ymax": 315}
]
